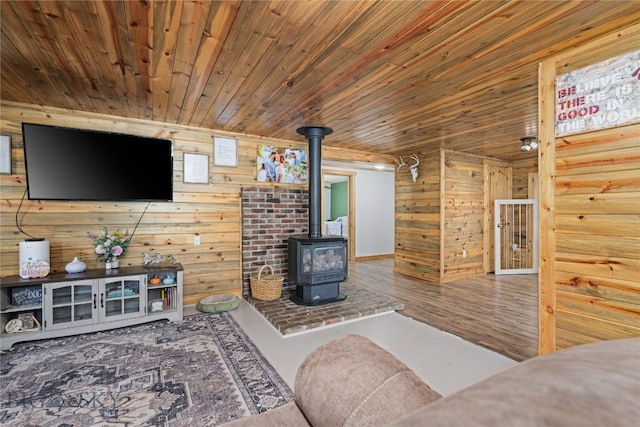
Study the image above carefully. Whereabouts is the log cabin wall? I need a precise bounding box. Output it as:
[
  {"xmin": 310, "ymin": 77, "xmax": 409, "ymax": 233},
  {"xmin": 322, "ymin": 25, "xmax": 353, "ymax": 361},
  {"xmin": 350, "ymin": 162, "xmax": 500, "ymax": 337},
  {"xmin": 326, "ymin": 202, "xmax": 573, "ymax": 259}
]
[
  {"xmin": 394, "ymin": 150, "xmax": 440, "ymax": 282},
  {"xmin": 0, "ymin": 101, "xmax": 393, "ymax": 305},
  {"xmin": 538, "ymin": 24, "xmax": 640, "ymax": 353}
]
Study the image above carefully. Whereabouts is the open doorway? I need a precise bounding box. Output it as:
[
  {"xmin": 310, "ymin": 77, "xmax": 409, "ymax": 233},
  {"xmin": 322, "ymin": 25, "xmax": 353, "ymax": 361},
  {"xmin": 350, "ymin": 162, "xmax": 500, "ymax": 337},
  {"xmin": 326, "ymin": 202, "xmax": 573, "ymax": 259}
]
[{"xmin": 322, "ymin": 169, "xmax": 355, "ymax": 260}]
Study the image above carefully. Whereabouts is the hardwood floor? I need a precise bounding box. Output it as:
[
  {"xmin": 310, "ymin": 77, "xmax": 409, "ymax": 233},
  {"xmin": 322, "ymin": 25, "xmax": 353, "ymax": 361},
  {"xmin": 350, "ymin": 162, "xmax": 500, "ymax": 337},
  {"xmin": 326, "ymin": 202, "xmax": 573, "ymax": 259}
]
[{"xmin": 348, "ymin": 258, "xmax": 538, "ymax": 362}]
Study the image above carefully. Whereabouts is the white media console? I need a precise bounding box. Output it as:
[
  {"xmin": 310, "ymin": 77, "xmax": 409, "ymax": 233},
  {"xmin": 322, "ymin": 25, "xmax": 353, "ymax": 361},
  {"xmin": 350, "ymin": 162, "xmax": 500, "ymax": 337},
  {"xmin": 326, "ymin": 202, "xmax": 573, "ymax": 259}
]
[{"xmin": 0, "ymin": 264, "xmax": 183, "ymax": 350}]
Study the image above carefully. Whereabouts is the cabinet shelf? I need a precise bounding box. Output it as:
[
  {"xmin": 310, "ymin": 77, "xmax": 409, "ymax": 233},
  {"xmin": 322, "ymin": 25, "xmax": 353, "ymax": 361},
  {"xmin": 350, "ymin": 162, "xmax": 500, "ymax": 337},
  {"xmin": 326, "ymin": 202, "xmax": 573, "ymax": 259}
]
[
  {"xmin": 148, "ymin": 284, "xmax": 176, "ymax": 290},
  {"xmin": 106, "ymin": 293, "xmax": 138, "ymax": 299},
  {"xmin": 4, "ymin": 328, "xmax": 41, "ymax": 336},
  {"xmin": 1, "ymin": 303, "xmax": 42, "ymax": 313}
]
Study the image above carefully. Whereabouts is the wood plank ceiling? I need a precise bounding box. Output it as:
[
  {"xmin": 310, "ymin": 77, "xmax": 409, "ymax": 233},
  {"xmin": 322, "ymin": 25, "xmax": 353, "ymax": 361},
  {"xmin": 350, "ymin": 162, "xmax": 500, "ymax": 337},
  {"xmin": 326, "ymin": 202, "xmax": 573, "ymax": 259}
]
[{"xmin": 1, "ymin": 1, "xmax": 638, "ymax": 162}]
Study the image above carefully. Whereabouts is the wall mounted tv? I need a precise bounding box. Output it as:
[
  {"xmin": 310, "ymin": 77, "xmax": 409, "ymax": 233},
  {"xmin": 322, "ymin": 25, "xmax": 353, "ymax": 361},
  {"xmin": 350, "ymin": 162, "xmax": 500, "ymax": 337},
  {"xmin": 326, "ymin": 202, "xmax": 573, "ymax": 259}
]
[{"xmin": 22, "ymin": 123, "xmax": 173, "ymax": 201}]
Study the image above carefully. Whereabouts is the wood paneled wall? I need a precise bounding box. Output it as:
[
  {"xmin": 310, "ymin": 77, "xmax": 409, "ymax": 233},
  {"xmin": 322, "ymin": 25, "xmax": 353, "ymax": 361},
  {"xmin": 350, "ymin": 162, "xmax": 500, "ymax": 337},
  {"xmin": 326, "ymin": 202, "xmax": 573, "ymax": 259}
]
[
  {"xmin": 512, "ymin": 157, "xmax": 538, "ymax": 199},
  {"xmin": 395, "ymin": 148, "xmax": 532, "ymax": 283},
  {"xmin": 442, "ymin": 150, "xmax": 486, "ymax": 282},
  {"xmin": 538, "ymin": 24, "xmax": 640, "ymax": 353},
  {"xmin": 0, "ymin": 101, "xmax": 393, "ymax": 306},
  {"xmin": 394, "ymin": 150, "xmax": 441, "ymax": 282},
  {"xmin": 554, "ymin": 126, "xmax": 640, "ymax": 348}
]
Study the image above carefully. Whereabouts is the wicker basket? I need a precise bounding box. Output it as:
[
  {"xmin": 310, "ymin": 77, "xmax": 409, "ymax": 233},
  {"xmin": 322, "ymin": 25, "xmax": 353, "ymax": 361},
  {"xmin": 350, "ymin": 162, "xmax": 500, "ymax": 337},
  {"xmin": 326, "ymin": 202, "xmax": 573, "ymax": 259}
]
[{"xmin": 250, "ymin": 265, "xmax": 283, "ymax": 301}]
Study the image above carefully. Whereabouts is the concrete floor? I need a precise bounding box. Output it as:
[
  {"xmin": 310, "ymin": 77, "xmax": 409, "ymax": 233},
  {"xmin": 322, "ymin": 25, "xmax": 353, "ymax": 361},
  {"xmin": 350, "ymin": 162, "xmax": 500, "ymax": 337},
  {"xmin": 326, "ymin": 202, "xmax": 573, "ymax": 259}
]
[{"xmin": 195, "ymin": 300, "xmax": 518, "ymax": 396}]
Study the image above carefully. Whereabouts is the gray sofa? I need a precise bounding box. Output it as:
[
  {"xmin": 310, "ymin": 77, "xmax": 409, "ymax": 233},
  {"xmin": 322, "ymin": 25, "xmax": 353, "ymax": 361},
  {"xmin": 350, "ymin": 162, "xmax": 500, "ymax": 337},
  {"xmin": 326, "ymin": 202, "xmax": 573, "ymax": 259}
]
[{"xmin": 223, "ymin": 334, "xmax": 640, "ymax": 426}]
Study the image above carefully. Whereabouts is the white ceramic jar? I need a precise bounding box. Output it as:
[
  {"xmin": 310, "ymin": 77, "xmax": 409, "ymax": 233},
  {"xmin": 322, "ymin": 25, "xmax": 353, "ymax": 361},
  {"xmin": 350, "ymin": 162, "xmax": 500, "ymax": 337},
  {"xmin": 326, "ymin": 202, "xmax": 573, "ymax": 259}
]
[{"xmin": 65, "ymin": 257, "xmax": 87, "ymax": 273}]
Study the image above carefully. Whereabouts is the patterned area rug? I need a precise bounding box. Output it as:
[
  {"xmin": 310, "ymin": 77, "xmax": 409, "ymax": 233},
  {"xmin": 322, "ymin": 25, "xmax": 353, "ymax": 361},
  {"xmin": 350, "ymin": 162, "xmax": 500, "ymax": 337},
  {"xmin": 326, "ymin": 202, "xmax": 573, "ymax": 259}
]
[{"xmin": 0, "ymin": 312, "xmax": 293, "ymax": 426}]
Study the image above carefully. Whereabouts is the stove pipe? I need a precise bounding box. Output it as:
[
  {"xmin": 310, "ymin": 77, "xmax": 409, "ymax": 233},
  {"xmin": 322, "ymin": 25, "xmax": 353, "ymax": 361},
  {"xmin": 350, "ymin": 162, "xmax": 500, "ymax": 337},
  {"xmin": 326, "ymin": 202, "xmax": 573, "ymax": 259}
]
[{"xmin": 296, "ymin": 125, "xmax": 333, "ymax": 239}]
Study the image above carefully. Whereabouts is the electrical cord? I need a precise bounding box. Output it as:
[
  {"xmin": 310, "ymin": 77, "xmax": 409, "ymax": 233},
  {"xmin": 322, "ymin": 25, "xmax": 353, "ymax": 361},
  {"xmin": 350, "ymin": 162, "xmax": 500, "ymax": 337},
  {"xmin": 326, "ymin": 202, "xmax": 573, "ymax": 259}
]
[
  {"xmin": 16, "ymin": 187, "xmax": 151, "ymax": 243},
  {"xmin": 127, "ymin": 201, "xmax": 150, "ymax": 243},
  {"xmin": 16, "ymin": 188, "xmax": 40, "ymax": 240}
]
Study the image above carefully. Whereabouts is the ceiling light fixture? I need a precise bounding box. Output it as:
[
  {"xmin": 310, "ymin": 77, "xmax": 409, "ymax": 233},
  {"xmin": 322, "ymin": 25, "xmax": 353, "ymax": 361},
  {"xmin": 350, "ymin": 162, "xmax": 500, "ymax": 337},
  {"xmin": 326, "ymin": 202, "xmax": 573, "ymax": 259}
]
[{"xmin": 520, "ymin": 137, "xmax": 537, "ymax": 152}]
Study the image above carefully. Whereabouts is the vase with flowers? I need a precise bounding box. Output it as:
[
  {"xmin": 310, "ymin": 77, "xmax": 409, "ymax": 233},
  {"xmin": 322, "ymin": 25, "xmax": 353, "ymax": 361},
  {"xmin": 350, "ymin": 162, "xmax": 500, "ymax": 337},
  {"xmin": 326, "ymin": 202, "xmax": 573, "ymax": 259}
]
[{"xmin": 88, "ymin": 228, "xmax": 130, "ymax": 270}]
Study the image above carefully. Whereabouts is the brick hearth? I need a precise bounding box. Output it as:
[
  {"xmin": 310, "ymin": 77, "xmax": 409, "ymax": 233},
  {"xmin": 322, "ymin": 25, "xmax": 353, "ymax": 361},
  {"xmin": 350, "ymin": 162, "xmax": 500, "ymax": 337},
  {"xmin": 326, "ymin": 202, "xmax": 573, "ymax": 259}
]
[{"xmin": 245, "ymin": 280, "xmax": 405, "ymax": 335}]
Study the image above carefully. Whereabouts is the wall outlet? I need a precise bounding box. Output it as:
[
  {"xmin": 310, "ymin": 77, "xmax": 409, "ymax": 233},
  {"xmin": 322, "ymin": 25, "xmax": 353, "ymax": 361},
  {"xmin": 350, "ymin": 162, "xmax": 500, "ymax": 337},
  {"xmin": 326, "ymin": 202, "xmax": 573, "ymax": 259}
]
[
  {"xmin": 462, "ymin": 249, "xmax": 467, "ymax": 257},
  {"xmin": 194, "ymin": 235, "xmax": 201, "ymax": 246}
]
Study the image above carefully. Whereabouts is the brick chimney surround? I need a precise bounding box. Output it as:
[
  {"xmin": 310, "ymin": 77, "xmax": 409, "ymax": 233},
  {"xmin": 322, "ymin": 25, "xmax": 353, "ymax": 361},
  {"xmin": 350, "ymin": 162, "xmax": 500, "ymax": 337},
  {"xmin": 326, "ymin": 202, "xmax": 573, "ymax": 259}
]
[{"xmin": 241, "ymin": 187, "xmax": 308, "ymax": 295}]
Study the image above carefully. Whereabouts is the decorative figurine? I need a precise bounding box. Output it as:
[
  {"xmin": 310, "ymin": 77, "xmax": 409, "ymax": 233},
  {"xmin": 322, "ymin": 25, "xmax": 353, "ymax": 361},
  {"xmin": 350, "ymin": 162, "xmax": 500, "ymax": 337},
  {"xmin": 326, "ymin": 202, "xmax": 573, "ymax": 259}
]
[
  {"xmin": 143, "ymin": 252, "xmax": 154, "ymax": 266},
  {"xmin": 143, "ymin": 252, "xmax": 177, "ymax": 266}
]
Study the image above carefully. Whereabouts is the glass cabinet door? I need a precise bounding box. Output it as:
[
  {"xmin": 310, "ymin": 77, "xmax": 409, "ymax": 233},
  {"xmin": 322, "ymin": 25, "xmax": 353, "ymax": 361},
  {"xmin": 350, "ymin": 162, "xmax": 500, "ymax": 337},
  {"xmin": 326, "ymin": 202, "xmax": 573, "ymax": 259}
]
[
  {"xmin": 101, "ymin": 276, "xmax": 144, "ymax": 321},
  {"xmin": 46, "ymin": 279, "xmax": 97, "ymax": 330}
]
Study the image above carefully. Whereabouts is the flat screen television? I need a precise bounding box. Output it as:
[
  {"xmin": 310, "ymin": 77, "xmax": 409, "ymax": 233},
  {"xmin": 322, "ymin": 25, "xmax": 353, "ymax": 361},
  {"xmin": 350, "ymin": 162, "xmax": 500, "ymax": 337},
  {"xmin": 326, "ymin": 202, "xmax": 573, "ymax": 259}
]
[{"xmin": 22, "ymin": 123, "xmax": 173, "ymax": 201}]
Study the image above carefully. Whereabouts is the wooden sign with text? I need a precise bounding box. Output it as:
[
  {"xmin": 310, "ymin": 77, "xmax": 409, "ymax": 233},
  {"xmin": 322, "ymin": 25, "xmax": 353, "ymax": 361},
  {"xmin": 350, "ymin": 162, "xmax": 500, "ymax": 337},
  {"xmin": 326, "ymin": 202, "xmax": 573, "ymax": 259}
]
[{"xmin": 555, "ymin": 50, "xmax": 640, "ymax": 137}]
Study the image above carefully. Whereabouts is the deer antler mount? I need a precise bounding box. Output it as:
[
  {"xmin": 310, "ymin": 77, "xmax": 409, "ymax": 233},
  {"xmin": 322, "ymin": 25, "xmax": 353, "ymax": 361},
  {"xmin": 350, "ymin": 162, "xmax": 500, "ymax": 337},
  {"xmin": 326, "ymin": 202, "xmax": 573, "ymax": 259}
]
[{"xmin": 395, "ymin": 154, "xmax": 420, "ymax": 182}]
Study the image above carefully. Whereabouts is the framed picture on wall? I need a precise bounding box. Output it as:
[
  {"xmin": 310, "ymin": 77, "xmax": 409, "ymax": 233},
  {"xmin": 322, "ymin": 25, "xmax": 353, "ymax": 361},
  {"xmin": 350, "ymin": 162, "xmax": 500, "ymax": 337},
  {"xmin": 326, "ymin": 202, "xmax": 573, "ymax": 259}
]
[
  {"xmin": 183, "ymin": 152, "xmax": 209, "ymax": 184},
  {"xmin": 256, "ymin": 145, "xmax": 307, "ymax": 184},
  {"xmin": 0, "ymin": 134, "xmax": 10, "ymax": 174},
  {"xmin": 214, "ymin": 136, "xmax": 237, "ymax": 167}
]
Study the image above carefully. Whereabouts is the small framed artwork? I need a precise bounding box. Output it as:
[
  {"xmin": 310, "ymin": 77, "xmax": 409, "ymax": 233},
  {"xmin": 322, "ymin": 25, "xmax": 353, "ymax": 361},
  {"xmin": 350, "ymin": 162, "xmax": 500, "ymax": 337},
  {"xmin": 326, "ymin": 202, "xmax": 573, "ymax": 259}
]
[
  {"xmin": 257, "ymin": 144, "xmax": 307, "ymax": 184},
  {"xmin": 214, "ymin": 136, "xmax": 237, "ymax": 167},
  {"xmin": 0, "ymin": 134, "xmax": 10, "ymax": 174},
  {"xmin": 11, "ymin": 285, "xmax": 42, "ymax": 307},
  {"xmin": 183, "ymin": 152, "xmax": 209, "ymax": 184},
  {"xmin": 150, "ymin": 299, "xmax": 164, "ymax": 312}
]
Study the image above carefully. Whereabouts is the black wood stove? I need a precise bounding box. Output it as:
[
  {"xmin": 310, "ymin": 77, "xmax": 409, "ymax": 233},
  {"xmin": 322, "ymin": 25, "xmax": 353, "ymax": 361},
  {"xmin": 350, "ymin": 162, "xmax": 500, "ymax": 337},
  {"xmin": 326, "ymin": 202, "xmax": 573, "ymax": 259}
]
[{"xmin": 288, "ymin": 126, "xmax": 347, "ymax": 305}]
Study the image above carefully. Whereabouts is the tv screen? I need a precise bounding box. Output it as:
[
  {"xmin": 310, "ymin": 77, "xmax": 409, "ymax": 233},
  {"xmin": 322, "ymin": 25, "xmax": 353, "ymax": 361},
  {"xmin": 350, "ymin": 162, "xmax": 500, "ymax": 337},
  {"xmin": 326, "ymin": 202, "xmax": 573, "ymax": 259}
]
[{"xmin": 22, "ymin": 123, "xmax": 173, "ymax": 201}]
